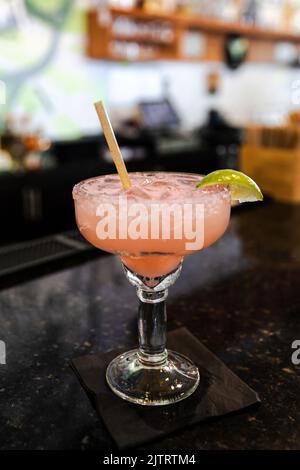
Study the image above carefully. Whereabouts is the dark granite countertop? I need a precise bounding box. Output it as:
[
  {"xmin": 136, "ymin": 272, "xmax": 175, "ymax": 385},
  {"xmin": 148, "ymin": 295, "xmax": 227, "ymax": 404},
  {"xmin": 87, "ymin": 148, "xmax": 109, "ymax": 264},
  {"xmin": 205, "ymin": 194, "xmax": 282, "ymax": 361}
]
[{"xmin": 0, "ymin": 202, "xmax": 300, "ymax": 450}]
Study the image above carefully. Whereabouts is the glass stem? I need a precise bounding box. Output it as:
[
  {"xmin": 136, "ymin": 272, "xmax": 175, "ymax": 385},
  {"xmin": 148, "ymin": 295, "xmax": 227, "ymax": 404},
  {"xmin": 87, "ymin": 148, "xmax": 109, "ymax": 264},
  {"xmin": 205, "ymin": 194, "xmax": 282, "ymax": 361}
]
[{"xmin": 137, "ymin": 288, "xmax": 168, "ymax": 366}]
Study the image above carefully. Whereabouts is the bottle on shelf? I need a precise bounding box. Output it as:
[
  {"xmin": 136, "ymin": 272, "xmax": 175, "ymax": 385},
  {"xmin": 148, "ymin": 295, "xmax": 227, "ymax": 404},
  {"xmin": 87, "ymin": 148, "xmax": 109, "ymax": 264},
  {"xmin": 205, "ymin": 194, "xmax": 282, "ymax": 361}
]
[{"xmin": 241, "ymin": 0, "xmax": 258, "ymax": 25}]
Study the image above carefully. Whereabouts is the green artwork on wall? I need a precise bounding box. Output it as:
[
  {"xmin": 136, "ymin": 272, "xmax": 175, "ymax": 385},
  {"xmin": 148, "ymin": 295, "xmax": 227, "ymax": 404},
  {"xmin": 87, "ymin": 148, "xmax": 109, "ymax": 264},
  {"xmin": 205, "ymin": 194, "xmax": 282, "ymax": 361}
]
[{"xmin": 0, "ymin": 0, "xmax": 105, "ymax": 139}]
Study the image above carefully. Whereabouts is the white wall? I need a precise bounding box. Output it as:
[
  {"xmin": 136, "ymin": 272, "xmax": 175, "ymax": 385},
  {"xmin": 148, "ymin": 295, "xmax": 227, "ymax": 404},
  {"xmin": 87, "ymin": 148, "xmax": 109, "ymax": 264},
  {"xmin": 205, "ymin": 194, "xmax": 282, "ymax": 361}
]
[{"xmin": 98, "ymin": 60, "xmax": 300, "ymax": 132}]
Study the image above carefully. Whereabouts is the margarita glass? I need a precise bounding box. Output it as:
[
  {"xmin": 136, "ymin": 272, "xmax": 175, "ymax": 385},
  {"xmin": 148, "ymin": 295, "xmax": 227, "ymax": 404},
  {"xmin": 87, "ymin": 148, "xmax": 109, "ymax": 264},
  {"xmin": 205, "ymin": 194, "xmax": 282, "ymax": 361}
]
[{"xmin": 73, "ymin": 172, "xmax": 231, "ymax": 405}]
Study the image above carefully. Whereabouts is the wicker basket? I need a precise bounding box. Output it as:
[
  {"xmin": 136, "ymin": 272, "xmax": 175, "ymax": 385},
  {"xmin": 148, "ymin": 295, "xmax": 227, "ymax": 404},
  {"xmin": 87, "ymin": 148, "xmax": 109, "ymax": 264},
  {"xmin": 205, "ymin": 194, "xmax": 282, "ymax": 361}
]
[{"xmin": 240, "ymin": 125, "xmax": 300, "ymax": 203}]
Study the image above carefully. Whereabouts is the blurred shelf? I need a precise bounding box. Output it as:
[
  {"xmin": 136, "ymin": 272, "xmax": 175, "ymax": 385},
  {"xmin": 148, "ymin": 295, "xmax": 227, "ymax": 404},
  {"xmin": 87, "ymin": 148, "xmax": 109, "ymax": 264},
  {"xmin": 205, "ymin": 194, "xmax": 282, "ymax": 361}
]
[
  {"xmin": 110, "ymin": 32, "xmax": 174, "ymax": 46},
  {"xmin": 110, "ymin": 7, "xmax": 300, "ymax": 43},
  {"xmin": 86, "ymin": 7, "xmax": 300, "ymax": 63}
]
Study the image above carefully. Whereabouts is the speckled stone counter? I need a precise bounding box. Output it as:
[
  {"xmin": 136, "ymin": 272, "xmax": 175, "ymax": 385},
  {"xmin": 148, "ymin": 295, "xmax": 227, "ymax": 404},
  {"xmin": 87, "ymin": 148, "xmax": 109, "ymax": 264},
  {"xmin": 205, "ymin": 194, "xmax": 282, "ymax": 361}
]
[{"xmin": 0, "ymin": 202, "xmax": 300, "ymax": 450}]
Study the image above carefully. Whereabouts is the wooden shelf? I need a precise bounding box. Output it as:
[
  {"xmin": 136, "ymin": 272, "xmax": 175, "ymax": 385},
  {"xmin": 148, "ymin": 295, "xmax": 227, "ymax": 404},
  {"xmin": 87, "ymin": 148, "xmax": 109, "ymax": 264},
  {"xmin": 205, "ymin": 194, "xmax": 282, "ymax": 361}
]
[
  {"xmin": 110, "ymin": 6, "xmax": 176, "ymax": 22},
  {"xmin": 110, "ymin": 7, "xmax": 300, "ymax": 44},
  {"xmin": 86, "ymin": 7, "xmax": 300, "ymax": 63},
  {"xmin": 110, "ymin": 32, "xmax": 174, "ymax": 46}
]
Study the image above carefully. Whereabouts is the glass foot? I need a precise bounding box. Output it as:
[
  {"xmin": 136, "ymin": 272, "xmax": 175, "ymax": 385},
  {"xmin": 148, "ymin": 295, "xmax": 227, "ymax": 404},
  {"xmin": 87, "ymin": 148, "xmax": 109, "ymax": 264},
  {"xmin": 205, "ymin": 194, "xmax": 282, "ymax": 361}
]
[{"xmin": 106, "ymin": 350, "xmax": 200, "ymax": 406}]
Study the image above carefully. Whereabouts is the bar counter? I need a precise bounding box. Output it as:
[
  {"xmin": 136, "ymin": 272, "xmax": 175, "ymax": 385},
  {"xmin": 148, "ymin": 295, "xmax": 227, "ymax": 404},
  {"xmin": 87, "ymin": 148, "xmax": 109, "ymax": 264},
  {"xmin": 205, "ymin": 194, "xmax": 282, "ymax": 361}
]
[{"xmin": 0, "ymin": 201, "xmax": 299, "ymax": 450}]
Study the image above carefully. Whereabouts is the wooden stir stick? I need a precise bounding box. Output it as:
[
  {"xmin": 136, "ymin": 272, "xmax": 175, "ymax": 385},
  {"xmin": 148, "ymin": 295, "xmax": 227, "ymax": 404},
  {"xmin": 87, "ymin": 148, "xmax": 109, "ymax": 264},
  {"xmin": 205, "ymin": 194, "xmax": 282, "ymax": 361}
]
[{"xmin": 94, "ymin": 101, "xmax": 132, "ymax": 190}]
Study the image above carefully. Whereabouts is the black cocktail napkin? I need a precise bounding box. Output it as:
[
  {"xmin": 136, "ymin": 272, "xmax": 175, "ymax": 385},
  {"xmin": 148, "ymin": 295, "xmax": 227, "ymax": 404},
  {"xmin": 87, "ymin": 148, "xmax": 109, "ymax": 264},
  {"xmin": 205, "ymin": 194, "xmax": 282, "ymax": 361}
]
[{"xmin": 71, "ymin": 328, "xmax": 260, "ymax": 449}]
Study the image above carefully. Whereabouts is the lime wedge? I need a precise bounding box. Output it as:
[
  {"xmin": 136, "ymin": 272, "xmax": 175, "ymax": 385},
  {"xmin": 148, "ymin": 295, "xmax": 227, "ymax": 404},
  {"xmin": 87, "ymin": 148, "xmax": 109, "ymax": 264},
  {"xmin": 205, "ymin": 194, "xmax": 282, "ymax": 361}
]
[{"xmin": 196, "ymin": 169, "xmax": 263, "ymax": 203}]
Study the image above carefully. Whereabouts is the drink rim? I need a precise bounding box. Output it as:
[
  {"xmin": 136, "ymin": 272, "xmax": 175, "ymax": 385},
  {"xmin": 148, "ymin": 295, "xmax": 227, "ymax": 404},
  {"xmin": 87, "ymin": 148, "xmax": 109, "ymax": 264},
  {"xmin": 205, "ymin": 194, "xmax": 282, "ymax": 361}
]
[{"xmin": 72, "ymin": 171, "xmax": 230, "ymax": 202}]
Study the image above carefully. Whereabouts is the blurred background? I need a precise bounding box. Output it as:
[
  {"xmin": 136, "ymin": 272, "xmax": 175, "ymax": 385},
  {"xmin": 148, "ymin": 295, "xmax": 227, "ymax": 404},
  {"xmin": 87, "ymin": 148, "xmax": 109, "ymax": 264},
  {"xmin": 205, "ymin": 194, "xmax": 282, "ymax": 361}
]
[{"xmin": 1, "ymin": 0, "xmax": 300, "ymax": 278}]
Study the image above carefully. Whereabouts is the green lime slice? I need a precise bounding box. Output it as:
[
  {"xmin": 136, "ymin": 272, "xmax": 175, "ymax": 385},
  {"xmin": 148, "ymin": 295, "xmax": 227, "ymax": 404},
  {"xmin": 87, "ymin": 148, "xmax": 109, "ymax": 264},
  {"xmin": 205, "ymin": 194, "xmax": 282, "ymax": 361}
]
[{"xmin": 196, "ymin": 169, "xmax": 263, "ymax": 203}]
